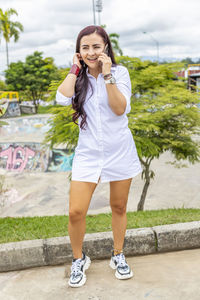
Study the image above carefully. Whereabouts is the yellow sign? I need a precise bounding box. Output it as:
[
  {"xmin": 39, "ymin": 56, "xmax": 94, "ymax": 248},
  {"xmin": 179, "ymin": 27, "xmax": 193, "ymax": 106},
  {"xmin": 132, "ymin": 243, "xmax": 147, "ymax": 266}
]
[{"xmin": 0, "ymin": 91, "xmax": 19, "ymax": 101}]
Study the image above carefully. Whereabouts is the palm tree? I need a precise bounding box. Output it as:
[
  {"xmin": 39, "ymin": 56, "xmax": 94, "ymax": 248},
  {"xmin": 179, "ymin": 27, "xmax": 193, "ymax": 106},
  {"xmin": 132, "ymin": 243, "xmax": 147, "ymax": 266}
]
[
  {"xmin": 109, "ymin": 33, "xmax": 123, "ymax": 56},
  {"xmin": 0, "ymin": 8, "xmax": 24, "ymax": 67}
]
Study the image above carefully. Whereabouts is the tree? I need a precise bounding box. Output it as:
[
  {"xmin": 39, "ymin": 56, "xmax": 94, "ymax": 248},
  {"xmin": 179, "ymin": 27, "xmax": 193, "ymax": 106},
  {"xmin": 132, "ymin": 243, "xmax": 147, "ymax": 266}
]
[
  {"xmin": 116, "ymin": 56, "xmax": 200, "ymax": 210},
  {"xmin": 5, "ymin": 51, "xmax": 58, "ymax": 112},
  {"xmin": 0, "ymin": 80, "xmax": 6, "ymax": 90},
  {"xmin": 43, "ymin": 68, "xmax": 78, "ymax": 148},
  {"xmin": 0, "ymin": 8, "xmax": 23, "ymax": 67}
]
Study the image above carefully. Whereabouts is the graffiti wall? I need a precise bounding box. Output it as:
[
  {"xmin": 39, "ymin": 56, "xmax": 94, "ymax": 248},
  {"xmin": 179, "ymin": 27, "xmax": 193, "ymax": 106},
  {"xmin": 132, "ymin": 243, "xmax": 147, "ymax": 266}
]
[
  {"xmin": 0, "ymin": 142, "xmax": 75, "ymax": 173},
  {"xmin": 0, "ymin": 101, "xmax": 21, "ymax": 118}
]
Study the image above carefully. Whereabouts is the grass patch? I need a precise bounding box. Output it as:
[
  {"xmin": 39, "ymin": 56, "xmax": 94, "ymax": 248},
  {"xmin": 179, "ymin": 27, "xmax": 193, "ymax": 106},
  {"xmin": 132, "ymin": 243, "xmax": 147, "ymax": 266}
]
[{"xmin": 0, "ymin": 208, "xmax": 200, "ymax": 244}]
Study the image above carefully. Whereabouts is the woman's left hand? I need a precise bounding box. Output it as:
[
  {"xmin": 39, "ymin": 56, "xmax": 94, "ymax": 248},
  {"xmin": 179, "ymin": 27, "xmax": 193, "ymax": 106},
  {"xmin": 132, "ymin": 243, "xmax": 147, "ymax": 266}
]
[{"xmin": 98, "ymin": 53, "xmax": 112, "ymax": 75}]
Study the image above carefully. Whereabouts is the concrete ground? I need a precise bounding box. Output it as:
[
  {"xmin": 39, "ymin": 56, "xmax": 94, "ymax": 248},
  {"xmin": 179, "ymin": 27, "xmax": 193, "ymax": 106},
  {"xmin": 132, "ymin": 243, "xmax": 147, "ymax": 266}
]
[
  {"xmin": 0, "ymin": 248, "xmax": 200, "ymax": 300},
  {"xmin": 1, "ymin": 149, "xmax": 200, "ymax": 218}
]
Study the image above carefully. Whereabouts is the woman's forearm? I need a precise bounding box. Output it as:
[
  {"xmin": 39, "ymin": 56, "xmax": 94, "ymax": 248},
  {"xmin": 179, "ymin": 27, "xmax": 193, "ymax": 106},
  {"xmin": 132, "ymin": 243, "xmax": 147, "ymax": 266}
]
[
  {"xmin": 106, "ymin": 84, "xmax": 127, "ymax": 116},
  {"xmin": 58, "ymin": 73, "xmax": 77, "ymax": 98}
]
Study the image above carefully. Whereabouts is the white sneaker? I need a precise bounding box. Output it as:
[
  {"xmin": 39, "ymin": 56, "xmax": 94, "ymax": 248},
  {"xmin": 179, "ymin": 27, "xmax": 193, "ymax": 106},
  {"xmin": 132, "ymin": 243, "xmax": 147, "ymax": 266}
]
[
  {"xmin": 68, "ymin": 252, "xmax": 91, "ymax": 287},
  {"xmin": 109, "ymin": 251, "xmax": 133, "ymax": 280}
]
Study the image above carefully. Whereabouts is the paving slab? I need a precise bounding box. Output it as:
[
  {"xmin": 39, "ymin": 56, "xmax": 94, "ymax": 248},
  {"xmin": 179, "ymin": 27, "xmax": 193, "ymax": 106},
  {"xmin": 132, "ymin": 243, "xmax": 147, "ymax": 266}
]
[{"xmin": 0, "ymin": 248, "xmax": 200, "ymax": 300}]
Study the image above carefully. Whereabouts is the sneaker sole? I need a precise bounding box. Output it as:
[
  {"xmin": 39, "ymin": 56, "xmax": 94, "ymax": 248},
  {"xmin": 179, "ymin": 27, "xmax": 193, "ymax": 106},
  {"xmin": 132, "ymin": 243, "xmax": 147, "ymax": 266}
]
[
  {"xmin": 68, "ymin": 255, "xmax": 91, "ymax": 288},
  {"xmin": 109, "ymin": 258, "xmax": 134, "ymax": 280}
]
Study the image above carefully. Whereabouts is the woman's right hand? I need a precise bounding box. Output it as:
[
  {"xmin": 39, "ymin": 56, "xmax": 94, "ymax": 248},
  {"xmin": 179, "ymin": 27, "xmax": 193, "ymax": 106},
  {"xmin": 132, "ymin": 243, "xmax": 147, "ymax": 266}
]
[{"xmin": 73, "ymin": 53, "xmax": 82, "ymax": 69}]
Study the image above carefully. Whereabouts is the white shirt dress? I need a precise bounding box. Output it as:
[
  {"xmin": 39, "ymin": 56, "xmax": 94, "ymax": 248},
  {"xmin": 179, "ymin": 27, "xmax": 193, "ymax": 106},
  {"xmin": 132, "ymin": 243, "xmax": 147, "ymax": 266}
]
[{"xmin": 56, "ymin": 64, "xmax": 142, "ymax": 183}]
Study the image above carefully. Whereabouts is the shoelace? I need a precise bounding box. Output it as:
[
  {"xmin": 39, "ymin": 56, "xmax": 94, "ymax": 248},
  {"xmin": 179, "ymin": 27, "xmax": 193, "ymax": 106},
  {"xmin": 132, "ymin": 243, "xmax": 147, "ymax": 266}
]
[
  {"xmin": 71, "ymin": 258, "xmax": 83, "ymax": 277},
  {"xmin": 116, "ymin": 253, "xmax": 127, "ymax": 268}
]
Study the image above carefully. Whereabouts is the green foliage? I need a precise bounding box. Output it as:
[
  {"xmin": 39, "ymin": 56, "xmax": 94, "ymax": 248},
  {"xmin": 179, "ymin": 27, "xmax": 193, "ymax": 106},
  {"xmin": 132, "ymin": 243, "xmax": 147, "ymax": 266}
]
[
  {"xmin": 42, "ymin": 105, "xmax": 79, "ymax": 151},
  {"xmin": 0, "ymin": 80, "xmax": 6, "ymax": 90},
  {"xmin": 47, "ymin": 67, "xmax": 70, "ymax": 101},
  {"xmin": 116, "ymin": 56, "xmax": 200, "ymax": 210},
  {"xmin": 5, "ymin": 61, "xmax": 25, "ymax": 91},
  {"xmin": 116, "ymin": 57, "xmax": 200, "ymax": 161},
  {"xmin": 5, "ymin": 51, "xmax": 58, "ymax": 105}
]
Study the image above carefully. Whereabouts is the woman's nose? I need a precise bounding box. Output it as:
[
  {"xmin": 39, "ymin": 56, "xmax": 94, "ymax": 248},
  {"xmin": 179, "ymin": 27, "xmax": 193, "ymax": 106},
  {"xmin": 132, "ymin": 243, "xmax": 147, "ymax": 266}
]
[{"xmin": 88, "ymin": 48, "xmax": 95, "ymax": 55}]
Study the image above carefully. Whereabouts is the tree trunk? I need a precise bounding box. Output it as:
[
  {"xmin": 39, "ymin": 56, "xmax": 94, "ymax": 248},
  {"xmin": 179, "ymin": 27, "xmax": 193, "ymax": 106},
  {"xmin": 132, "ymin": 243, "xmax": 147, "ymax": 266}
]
[
  {"xmin": 32, "ymin": 91, "xmax": 38, "ymax": 114},
  {"xmin": 6, "ymin": 41, "xmax": 9, "ymax": 67},
  {"xmin": 137, "ymin": 159, "xmax": 152, "ymax": 211},
  {"xmin": 137, "ymin": 174, "xmax": 150, "ymax": 211}
]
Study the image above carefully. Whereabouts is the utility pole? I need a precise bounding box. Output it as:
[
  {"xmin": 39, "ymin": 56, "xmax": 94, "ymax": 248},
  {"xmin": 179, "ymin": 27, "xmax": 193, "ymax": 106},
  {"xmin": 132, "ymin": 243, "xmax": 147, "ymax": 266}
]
[
  {"xmin": 95, "ymin": 0, "xmax": 103, "ymax": 26},
  {"xmin": 92, "ymin": 0, "xmax": 96, "ymax": 25}
]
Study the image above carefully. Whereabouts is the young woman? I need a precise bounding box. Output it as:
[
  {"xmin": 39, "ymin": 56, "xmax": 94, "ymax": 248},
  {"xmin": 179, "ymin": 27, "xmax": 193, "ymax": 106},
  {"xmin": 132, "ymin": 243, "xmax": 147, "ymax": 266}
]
[{"xmin": 56, "ymin": 25, "xmax": 142, "ymax": 288}]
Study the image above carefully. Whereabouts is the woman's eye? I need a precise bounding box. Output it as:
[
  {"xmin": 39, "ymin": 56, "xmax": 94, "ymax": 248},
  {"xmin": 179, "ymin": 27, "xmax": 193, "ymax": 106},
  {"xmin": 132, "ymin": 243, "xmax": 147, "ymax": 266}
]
[{"xmin": 82, "ymin": 46, "xmax": 100, "ymax": 50}]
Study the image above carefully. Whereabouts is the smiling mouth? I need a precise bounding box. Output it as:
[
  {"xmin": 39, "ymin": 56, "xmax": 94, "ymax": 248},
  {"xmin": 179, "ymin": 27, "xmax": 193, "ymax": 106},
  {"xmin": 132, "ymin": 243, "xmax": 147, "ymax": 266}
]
[{"xmin": 88, "ymin": 58, "xmax": 97, "ymax": 62}]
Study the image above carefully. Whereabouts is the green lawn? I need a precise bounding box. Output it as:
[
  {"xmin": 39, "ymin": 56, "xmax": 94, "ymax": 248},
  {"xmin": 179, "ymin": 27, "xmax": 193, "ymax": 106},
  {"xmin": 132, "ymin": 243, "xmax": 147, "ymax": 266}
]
[{"xmin": 0, "ymin": 208, "xmax": 200, "ymax": 244}]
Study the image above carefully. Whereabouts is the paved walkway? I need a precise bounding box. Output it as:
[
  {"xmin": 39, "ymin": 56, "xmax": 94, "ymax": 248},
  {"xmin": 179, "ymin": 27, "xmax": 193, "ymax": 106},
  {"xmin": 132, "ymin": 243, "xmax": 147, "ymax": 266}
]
[{"xmin": 0, "ymin": 248, "xmax": 200, "ymax": 300}]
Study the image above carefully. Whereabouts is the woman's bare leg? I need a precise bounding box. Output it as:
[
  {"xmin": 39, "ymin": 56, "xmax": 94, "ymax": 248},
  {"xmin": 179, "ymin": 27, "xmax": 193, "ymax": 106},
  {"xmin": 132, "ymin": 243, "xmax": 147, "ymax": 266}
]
[
  {"xmin": 109, "ymin": 178, "xmax": 132, "ymax": 255},
  {"xmin": 68, "ymin": 180, "xmax": 97, "ymax": 259}
]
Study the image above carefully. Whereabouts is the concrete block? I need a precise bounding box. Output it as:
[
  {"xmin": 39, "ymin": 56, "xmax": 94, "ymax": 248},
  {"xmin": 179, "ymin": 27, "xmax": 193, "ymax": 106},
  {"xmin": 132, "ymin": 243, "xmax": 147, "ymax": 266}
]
[
  {"xmin": 83, "ymin": 231, "xmax": 114, "ymax": 259},
  {"xmin": 20, "ymin": 104, "xmax": 36, "ymax": 114},
  {"xmin": 43, "ymin": 236, "xmax": 72, "ymax": 265},
  {"xmin": 1, "ymin": 222, "xmax": 200, "ymax": 272},
  {"xmin": 0, "ymin": 239, "xmax": 45, "ymax": 272},
  {"xmin": 83, "ymin": 228, "xmax": 156, "ymax": 259},
  {"xmin": 153, "ymin": 221, "xmax": 200, "ymax": 252},
  {"xmin": 125, "ymin": 227, "xmax": 156, "ymax": 255}
]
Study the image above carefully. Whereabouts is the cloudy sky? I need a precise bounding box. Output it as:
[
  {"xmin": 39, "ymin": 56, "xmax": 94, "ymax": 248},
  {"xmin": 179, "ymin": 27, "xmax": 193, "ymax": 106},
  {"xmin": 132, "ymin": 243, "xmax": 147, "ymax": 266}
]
[{"xmin": 0, "ymin": 0, "xmax": 200, "ymax": 73}]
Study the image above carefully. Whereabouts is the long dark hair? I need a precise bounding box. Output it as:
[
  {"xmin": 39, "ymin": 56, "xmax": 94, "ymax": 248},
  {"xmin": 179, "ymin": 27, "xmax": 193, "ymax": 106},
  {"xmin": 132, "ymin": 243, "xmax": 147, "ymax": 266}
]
[{"xmin": 71, "ymin": 25, "xmax": 117, "ymax": 130}]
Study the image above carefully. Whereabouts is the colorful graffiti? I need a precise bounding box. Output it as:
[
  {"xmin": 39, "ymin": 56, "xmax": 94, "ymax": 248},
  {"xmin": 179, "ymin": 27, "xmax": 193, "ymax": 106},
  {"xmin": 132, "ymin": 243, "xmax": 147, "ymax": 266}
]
[
  {"xmin": 48, "ymin": 149, "xmax": 75, "ymax": 172},
  {"xmin": 0, "ymin": 142, "xmax": 75, "ymax": 173},
  {"xmin": 0, "ymin": 143, "xmax": 49, "ymax": 172},
  {"xmin": 0, "ymin": 101, "xmax": 21, "ymax": 118},
  {"xmin": 0, "ymin": 116, "xmax": 75, "ymax": 173}
]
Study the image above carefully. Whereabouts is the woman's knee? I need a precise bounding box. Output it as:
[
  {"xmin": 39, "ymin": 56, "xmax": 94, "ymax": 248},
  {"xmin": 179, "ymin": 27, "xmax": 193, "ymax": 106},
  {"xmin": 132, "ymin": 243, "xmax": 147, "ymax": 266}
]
[
  {"xmin": 111, "ymin": 203, "xmax": 127, "ymax": 215},
  {"xmin": 69, "ymin": 208, "xmax": 85, "ymax": 223}
]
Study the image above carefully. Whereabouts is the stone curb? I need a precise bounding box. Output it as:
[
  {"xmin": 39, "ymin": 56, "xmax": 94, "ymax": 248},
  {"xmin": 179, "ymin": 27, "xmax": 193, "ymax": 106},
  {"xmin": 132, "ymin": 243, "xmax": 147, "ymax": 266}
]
[{"xmin": 0, "ymin": 221, "xmax": 200, "ymax": 272}]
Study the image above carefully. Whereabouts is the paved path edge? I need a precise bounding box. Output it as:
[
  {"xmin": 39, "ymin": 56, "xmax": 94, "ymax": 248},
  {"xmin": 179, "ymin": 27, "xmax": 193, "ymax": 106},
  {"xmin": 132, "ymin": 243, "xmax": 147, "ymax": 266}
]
[{"xmin": 0, "ymin": 220, "xmax": 200, "ymax": 272}]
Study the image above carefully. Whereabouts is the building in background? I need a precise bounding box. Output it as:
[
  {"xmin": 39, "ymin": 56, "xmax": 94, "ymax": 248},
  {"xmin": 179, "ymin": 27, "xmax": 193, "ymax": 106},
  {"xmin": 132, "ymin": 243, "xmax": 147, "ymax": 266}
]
[{"xmin": 177, "ymin": 64, "xmax": 200, "ymax": 92}]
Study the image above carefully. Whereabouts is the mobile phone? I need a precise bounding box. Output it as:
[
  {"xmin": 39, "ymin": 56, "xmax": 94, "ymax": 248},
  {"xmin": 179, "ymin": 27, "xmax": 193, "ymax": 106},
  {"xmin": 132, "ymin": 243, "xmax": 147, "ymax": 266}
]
[
  {"xmin": 99, "ymin": 44, "xmax": 109, "ymax": 67},
  {"xmin": 104, "ymin": 44, "xmax": 109, "ymax": 55}
]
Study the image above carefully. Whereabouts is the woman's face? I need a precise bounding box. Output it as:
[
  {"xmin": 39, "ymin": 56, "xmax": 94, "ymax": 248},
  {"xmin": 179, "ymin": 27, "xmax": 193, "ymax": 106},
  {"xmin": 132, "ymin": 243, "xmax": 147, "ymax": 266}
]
[{"xmin": 79, "ymin": 32, "xmax": 105, "ymax": 69}]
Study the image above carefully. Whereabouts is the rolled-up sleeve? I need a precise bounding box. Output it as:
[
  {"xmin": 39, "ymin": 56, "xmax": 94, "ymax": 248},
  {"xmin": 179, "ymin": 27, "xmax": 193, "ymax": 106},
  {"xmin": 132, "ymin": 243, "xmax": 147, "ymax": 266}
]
[
  {"xmin": 115, "ymin": 66, "xmax": 132, "ymax": 114},
  {"xmin": 56, "ymin": 89, "xmax": 74, "ymax": 106}
]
